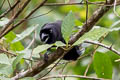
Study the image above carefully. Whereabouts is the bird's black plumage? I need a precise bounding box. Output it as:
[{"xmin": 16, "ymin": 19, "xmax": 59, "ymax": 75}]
[{"xmin": 40, "ymin": 20, "xmax": 82, "ymax": 61}]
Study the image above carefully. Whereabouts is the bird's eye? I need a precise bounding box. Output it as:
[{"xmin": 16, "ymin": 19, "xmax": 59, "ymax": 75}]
[{"xmin": 41, "ymin": 33, "xmax": 45, "ymax": 39}]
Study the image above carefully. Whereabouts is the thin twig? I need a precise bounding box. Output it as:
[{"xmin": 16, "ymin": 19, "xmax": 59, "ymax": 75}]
[
  {"xmin": 44, "ymin": 1, "xmax": 120, "ymax": 6},
  {"xmin": 7, "ymin": 0, "xmax": 11, "ymax": 8},
  {"xmin": 113, "ymin": 0, "xmax": 120, "ymax": 18},
  {"xmin": 84, "ymin": 44, "xmax": 98, "ymax": 76},
  {"xmin": 0, "ymin": 0, "xmax": 6, "ymax": 10},
  {"xmin": 39, "ymin": 75, "xmax": 103, "ymax": 80},
  {"xmin": 26, "ymin": 30, "xmax": 36, "ymax": 50},
  {"xmin": 1, "ymin": 9, "xmax": 53, "ymax": 21},
  {"xmin": 84, "ymin": 40, "xmax": 120, "ymax": 56},
  {"xmin": 0, "ymin": 0, "xmax": 20, "ymax": 19},
  {"xmin": 13, "ymin": 0, "xmax": 48, "ymax": 27},
  {"xmin": 27, "ymin": 9, "xmax": 53, "ymax": 20},
  {"xmin": 86, "ymin": 0, "xmax": 88, "ymax": 28},
  {"xmin": 39, "ymin": 59, "xmax": 62, "ymax": 79},
  {"xmin": 44, "ymin": 2, "xmax": 104, "ymax": 6},
  {"xmin": 29, "ymin": 30, "xmax": 37, "ymax": 59},
  {"xmin": 11, "ymin": 69, "xmax": 31, "ymax": 80},
  {"xmin": 0, "ymin": 48, "xmax": 17, "ymax": 56},
  {"xmin": 59, "ymin": 62, "xmax": 68, "ymax": 74}
]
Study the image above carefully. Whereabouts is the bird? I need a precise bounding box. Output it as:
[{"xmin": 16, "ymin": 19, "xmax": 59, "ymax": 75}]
[{"xmin": 40, "ymin": 20, "xmax": 82, "ymax": 61}]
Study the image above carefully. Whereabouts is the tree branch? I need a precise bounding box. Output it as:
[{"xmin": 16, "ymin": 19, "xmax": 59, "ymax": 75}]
[
  {"xmin": 39, "ymin": 75, "xmax": 103, "ymax": 80},
  {"xmin": 44, "ymin": 1, "xmax": 120, "ymax": 6},
  {"xmin": 84, "ymin": 40, "xmax": 120, "ymax": 56}
]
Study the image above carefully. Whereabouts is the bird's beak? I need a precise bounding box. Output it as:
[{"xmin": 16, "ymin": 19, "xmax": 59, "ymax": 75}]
[
  {"xmin": 41, "ymin": 33, "xmax": 46, "ymax": 40},
  {"xmin": 41, "ymin": 33, "xmax": 49, "ymax": 43}
]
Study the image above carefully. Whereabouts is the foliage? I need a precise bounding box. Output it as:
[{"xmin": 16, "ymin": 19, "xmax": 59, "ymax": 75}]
[
  {"xmin": 61, "ymin": 11, "xmax": 75, "ymax": 44},
  {"xmin": 0, "ymin": 0, "xmax": 120, "ymax": 80},
  {"xmin": 93, "ymin": 52, "xmax": 113, "ymax": 79}
]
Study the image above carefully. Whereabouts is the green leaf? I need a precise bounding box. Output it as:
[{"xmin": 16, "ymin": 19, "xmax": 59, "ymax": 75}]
[
  {"xmin": 93, "ymin": 52, "xmax": 113, "ymax": 79},
  {"xmin": 5, "ymin": 31, "xmax": 16, "ymax": 43},
  {"xmin": 0, "ymin": 64, "xmax": 13, "ymax": 77},
  {"xmin": 12, "ymin": 53, "xmax": 24, "ymax": 70},
  {"xmin": 12, "ymin": 24, "xmax": 39, "ymax": 43},
  {"xmin": 74, "ymin": 27, "xmax": 109, "ymax": 45},
  {"xmin": 106, "ymin": 51, "xmax": 120, "ymax": 66},
  {"xmin": 61, "ymin": 11, "xmax": 75, "ymax": 43},
  {"xmin": 15, "ymin": 59, "xmax": 28, "ymax": 72},
  {"xmin": 20, "ymin": 77, "xmax": 35, "ymax": 80},
  {"xmin": 75, "ymin": 19, "xmax": 83, "ymax": 26},
  {"xmin": 16, "ymin": 49, "xmax": 32, "ymax": 59},
  {"xmin": 54, "ymin": 41, "xmax": 66, "ymax": 47},
  {"xmin": 5, "ymin": 32, "xmax": 24, "ymax": 51},
  {"xmin": 33, "ymin": 44, "xmax": 53, "ymax": 54},
  {"xmin": 0, "ymin": 54, "xmax": 10, "ymax": 65},
  {"xmin": 10, "ymin": 42, "xmax": 24, "ymax": 51}
]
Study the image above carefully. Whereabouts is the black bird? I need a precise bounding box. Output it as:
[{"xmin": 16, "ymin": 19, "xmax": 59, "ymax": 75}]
[{"xmin": 40, "ymin": 20, "xmax": 82, "ymax": 61}]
